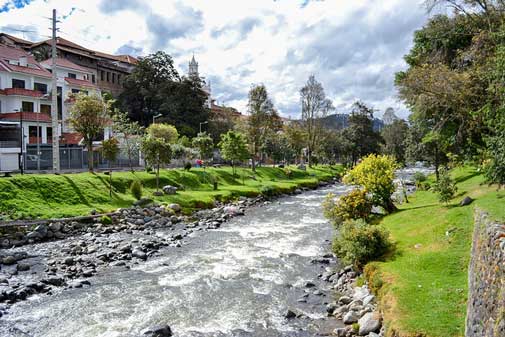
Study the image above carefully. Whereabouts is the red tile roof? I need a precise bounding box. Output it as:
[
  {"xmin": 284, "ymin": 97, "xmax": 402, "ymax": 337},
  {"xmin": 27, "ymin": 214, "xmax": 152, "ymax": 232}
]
[
  {"xmin": 0, "ymin": 45, "xmax": 52, "ymax": 78},
  {"xmin": 64, "ymin": 77, "xmax": 97, "ymax": 89},
  {"xmin": 0, "ymin": 112, "xmax": 52, "ymax": 123},
  {"xmin": 0, "ymin": 33, "xmax": 33, "ymax": 46},
  {"xmin": 40, "ymin": 57, "xmax": 92, "ymax": 73}
]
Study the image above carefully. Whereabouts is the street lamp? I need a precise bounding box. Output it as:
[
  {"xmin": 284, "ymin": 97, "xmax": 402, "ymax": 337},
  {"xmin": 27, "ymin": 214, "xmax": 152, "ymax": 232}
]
[
  {"xmin": 153, "ymin": 113, "xmax": 163, "ymax": 124},
  {"xmin": 199, "ymin": 121, "xmax": 208, "ymax": 134},
  {"xmin": 14, "ymin": 109, "xmax": 24, "ymax": 174}
]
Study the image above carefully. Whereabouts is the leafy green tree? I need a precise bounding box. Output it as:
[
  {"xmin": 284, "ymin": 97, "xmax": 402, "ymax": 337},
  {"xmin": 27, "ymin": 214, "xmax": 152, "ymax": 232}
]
[
  {"xmin": 284, "ymin": 124, "xmax": 307, "ymax": 164},
  {"xmin": 300, "ymin": 75, "xmax": 334, "ymax": 167},
  {"xmin": 246, "ymin": 84, "xmax": 282, "ymax": 171},
  {"xmin": 219, "ymin": 131, "xmax": 250, "ymax": 176},
  {"xmin": 192, "ymin": 132, "xmax": 214, "ymax": 161},
  {"xmin": 344, "ymin": 154, "xmax": 398, "ymax": 213},
  {"xmin": 101, "ymin": 137, "xmax": 120, "ymax": 197},
  {"xmin": 119, "ymin": 51, "xmax": 179, "ymax": 126},
  {"xmin": 381, "ymin": 119, "xmax": 409, "ymax": 164},
  {"xmin": 68, "ymin": 93, "xmax": 110, "ymax": 172},
  {"xmin": 141, "ymin": 123, "xmax": 178, "ymax": 193},
  {"xmin": 433, "ymin": 167, "xmax": 458, "ymax": 204},
  {"xmin": 343, "ymin": 101, "xmax": 382, "ymax": 165},
  {"xmin": 262, "ymin": 131, "xmax": 294, "ymax": 165},
  {"xmin": 484, "ymin": 116, "xmax": 505, "ymax": 188},
  {"xmin": 112, "ymin": 111, "xmax": 143, "ymax": 172}
]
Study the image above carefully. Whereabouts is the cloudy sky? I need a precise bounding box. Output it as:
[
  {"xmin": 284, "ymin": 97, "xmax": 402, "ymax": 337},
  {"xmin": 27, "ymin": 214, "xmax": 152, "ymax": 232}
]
[{"xmin": 0, "ymin": 0, "xmax": 436, "ymax": 119}]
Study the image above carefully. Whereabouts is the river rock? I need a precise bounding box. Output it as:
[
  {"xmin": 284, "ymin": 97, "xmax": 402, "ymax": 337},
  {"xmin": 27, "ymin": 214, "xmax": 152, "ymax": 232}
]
[
  {"xmin": 143, "ymin": 324, "xmax": 173, "ymax": 337},
  {"xmin": 223, "ymin": 206, "xmax": 244, "ymax": 216},
  {"xmin": 42, "ymin": 277, "xmax": 65, "ymax": 286},
  {"xmin": 358, "ymin": 312, "xmax": 381, "ymax": 335},
  {"xmin": 49, "ymin": 222, "xmax": 62, "ymax": 232},
  {"xmin": 2, "ymin": 255, "xmax": 17, "ymax": 265},
  {"xmin": 162, "ymin": 185, "xmax": 178, "ymax": 195},
  {"xmin": 343, "ymin": 311, "xmax": 359, "ymax": 324},
  {"xmin": 34, "ymin": 224, "xmax": 48, "ymax": 237},
  {"xmin": 168, "ymin": 204, "xmax": 181, "ymax": 212},
  {"xmin": 132, "ymin": 249, "xmax": 147, "ymax": 260},
  {"xmin": 333, "ymin": 327, "xmax": 347, "ymax": 337},
  {"xmin": 338, "ymin": 295, "xmax": 352, "ymax": 305},
  {"xmin": 26, "ymin": 231, "xmax": 42, "ymax": 241},
  {"xmin": 16, "ymin": 263, "xmax": 30, "ymax": 271},
  {"xmin": 363, "ymin": 294, "xmax": 375, "ymax": 306},
  {"xmin": 284, "ymin": 309, "xmax": 297, "ymax": 319}
]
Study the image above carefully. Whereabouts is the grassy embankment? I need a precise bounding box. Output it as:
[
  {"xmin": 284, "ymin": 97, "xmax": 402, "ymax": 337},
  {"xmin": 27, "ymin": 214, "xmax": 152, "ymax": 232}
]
[
  {"xmin": 366, "ymin": 167, "xmax": 505, "ymax": 337},
  {"xmin": 0, "ymin": 165, "xmax": 342, "ymax": 220}
]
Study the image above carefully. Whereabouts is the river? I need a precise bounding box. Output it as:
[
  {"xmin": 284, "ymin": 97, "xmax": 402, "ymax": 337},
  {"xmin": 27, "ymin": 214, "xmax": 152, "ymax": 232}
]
[{"xmin": 0, "ymin": 183, "xmax": 353, "ymax": 337}]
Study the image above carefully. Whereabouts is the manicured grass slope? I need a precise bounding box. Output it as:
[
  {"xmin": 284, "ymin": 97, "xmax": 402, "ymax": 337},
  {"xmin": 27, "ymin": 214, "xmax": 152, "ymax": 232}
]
[
  {"xmin": 370, "ymin": 167, "xmax": 505, "ymax": 337},
  {"xmin": 0, "ymin": 166, "xmax": 341, "ymax": 220}
]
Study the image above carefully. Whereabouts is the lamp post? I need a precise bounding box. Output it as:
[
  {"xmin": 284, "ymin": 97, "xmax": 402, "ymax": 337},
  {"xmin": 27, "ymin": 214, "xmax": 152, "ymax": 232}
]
[
  {"xmin": 199, "ymin": 121, "xmax": 208, "ymax": 134},
  {"xmin": 14, "ymin": 109, "xmax": 24, "ymax": 174},
  {"xmin": 152, "ymin": 113, "xmax": 163, "ymax": 124}
]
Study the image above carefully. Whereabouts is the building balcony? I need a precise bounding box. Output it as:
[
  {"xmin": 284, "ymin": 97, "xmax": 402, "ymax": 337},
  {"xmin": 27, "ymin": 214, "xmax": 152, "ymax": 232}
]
[
  {"xmin": 3, "ymin": 88, "xmax": 45, "ymax": 98},
  {"xmin": 28, "ymin": 136, "xmax": 52, "ymax": 144},
  {"xmin": 0, "ymin": 112, "xmax": 52, "ymax": 123},
  {"xmin": 0, "ymin": 140, "xmax": 21, "ymax": 148}
]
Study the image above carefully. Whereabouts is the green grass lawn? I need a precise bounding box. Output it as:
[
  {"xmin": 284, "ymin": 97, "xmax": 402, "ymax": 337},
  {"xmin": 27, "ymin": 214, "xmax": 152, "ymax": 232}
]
[
  {"xmin": 0, "ymin": 165, "xmax": 342, "ymax": 220},
  {"xmin": 368, "ymin": 167, "xmax": 505, "ymax": 337}
]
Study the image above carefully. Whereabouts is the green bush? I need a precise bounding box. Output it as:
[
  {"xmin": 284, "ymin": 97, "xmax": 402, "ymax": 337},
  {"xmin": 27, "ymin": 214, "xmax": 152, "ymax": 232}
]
[
  {"xmin": 260, "ymin": 185, "xmax": 277, "ymax": 197},
  {"xmin": 184, "ymin": 162, "xmax": 192, "ymax": 171},
  {"xmin": 332, "ymin": 219, "xmax": 391, "ymax": 268},
  {"xmin": 432, "ymin": 168, "xmax": 457, "ymax": 204},
  {"xmin": 130, "ymin": 180, "xmax": 143, "ymax": 200},
  {"xmin": 100, "ymin": 215, "xmax": 112, "ymax": 225},
  {"xmin": 323, "ymin": 189, "xmax": 373, "ymax": 228},
  {"xmin": 414, "ymin": 172, "xmax": 427, "ymax": 185}
]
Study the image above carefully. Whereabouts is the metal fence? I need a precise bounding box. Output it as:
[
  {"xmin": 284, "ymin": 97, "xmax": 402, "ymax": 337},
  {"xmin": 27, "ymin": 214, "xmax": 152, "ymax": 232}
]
[{"xmin": 24, "ymin": 146, "xmax": 141, "ymax": 172}]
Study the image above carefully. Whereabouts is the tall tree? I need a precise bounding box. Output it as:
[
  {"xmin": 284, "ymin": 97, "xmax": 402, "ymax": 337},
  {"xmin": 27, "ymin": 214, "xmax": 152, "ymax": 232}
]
[
  {"xmin": 344, "ymin": 101, "xmax": 382, "ymax": 164},
  {"xmin": 300, "ymin": 75, "xmax": 334, "ymax": 167},
  {"xmin": 381, "ymin": 119, "xmax": 409, "ymax": 164},
  {"xmin": 119, "ymin": 51, "xmax": 179, "ymax": 126},
  {"xmin": 246, "ymin": 84, "xmax": 282, "ymax": 171},
  {"xmin": 192, "ymin": 132, "xmax": 214, "ymax": 162},
  {"xmin": 112, "ymin": 111, "xmax": 143, "ymax": 172},
  {"xmin": 284, "ymin": 123, "xmax": 307, "ymax": 164},
  {"xmin": 68, "ymin": 93, "xmax": 110, "ymax": 172}
]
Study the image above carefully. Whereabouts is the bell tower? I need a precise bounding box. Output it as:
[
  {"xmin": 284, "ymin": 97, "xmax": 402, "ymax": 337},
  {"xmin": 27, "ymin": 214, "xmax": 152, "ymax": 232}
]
[{"xmin": 188, "ymin": 54, "xmax": 199, "ymax": 78}]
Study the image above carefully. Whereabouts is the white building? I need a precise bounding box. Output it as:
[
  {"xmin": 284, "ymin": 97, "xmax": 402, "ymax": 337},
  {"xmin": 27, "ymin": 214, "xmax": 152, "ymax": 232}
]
[{"xmin": 0, "ymin": 44, "xmax": 102, "ymax": 171}]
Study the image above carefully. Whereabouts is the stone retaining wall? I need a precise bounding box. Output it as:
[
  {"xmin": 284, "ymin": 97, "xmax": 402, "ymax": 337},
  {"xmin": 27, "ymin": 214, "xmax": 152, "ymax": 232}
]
[{"xmin": 466, "ymin": 209, "xmax": 505, "ymax": 337}]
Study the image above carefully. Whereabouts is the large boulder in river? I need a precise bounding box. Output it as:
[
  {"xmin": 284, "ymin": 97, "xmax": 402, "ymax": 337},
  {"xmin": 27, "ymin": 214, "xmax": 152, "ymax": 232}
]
[{"xmin": 143, "ymin": 325, "xmax": 172, "ymax": 337}]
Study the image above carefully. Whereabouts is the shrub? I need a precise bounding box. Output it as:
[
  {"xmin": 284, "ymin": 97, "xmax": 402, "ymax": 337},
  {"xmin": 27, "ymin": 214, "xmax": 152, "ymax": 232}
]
[
  {"xmin": 414, "ymin": 172, "xmax": 427, "ymax": 185},
  {"xmin": 344, "ymin": 154, "xmax": 398, "ymax": 213},
  {"xmin": 100, "ymin": 215, "xmax": 112, "ymax": 225},
  {"xmin": 284, "ymin": 168, "xmax": 293, "ymax": 179},
  {"xmin": 432, "ymin": 168, "xmax": 457, "ymax": 204},
  {"xmin": 130, "ymin": 180, "xmax": 143, "ymax": 200},
  {"xmin": 364, "ymin": 263, "xmax": 384, "ymax": 295},
  {"xmin": 352, "ymin": 323, "xmax": 360, "ymax": 333},
  {"xmin": 332, "ymin": 219, "xmax": 391, "ymax": 268},
  {"xmin": 184, "ymin": 162, "xmax": 192, "ymax": 171},
  {"xmin": 260, "ymin": 185, "xmax": 277, "ymax": 197},
  {"xmin": 323, "ymin": 189, "xmax": 373, "ymax": 228}
]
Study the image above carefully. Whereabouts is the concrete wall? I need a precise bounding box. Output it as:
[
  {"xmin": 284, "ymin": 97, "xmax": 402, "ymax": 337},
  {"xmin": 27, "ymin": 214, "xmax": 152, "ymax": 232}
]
[{"xmin": 466, "ymin": 209, "xmax": 505, "ymax": 337}]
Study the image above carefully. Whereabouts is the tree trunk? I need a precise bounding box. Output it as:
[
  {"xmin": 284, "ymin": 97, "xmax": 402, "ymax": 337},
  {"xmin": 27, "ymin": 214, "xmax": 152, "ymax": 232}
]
[
  {"xmin": 156, "ymin": 163, "xmax": 160, "ymax": 192},
  {"xmin": 251, "ymin": 142, "xmax": 256, "ymax": 172},
  {"xmin": 88, "ymin": 140, "xmax": 93, "ymax": 172},
  {"xmin": 384, "ymin": 198, "xmax": 398, "ymax": 213},
  {"xmin": 109, "ymin": 165, "xmax": 112, "ymax": 198},
  {"xmin": 307, "ymin": 147, "xmax": 312, "ymax": 168},
  {"xmin": 434, "ymin": 145, "xmax": 440, "ymax": 182}
]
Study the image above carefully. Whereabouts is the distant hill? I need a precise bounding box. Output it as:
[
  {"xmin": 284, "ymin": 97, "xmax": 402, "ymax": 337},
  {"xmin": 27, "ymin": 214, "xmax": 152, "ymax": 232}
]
[{"xmin": 320, "ymin": 114, "xmax": 384, "ymax": 132}]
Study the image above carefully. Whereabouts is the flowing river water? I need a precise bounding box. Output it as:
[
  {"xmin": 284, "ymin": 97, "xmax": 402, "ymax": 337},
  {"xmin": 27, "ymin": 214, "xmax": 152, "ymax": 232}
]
[{"xmin": 1, "ymin": 183, "xmax": 354, "ymax": 337}]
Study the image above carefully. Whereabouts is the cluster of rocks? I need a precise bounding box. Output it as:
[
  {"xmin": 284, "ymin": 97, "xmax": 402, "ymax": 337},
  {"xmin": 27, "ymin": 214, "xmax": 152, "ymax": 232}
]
[{"xmin": 324, "ymin": 266, "xmax": 384, "ymax": 337}]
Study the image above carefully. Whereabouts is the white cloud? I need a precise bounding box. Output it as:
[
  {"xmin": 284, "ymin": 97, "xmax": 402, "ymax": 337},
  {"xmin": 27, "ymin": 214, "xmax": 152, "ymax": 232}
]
[{"xmin": 0, "ymin": 0, "xmax": 430, "ymax": 119}]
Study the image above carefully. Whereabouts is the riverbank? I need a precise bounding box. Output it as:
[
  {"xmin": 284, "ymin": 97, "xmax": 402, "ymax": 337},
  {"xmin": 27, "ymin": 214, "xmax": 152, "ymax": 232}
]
[
  {"xmin": 0, "ymin": 165, "xmax": 342, "ymax": 220},
  {"xmin": 365, "ymin": 167, "xmax": 505, "ymax": 337}
]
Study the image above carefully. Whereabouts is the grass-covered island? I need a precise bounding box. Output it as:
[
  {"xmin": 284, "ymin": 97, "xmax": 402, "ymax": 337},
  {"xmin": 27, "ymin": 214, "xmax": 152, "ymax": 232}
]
[{"xmin": 0, "ymin": 165, "xmax": 342, "ymax": 220}]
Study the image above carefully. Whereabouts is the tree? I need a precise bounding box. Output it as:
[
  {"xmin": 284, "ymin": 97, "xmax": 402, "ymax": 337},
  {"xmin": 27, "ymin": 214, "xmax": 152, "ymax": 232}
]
[
  {"xmin": 192, "ymin": 132, "xmax": 214, "ymax": 162},
  {"xmin": 344, "ymin": 154, "xmax": 398, "ymax": 213},
  {"xmin": 141, "ymin": 123, "xmax": 178, "ymax": 193},
  {"xmin": 101, "ymin": 137, "xmax": 120, "ymax": 198},
  {"xmin": 112, "ymin": 111, "xmax": 143, "ymax": 172},
  {"xmin": 262, "ymin": 131, "xmax": 295, "ymax": 165},
  {"xmin": 381, "ymin": 119, "xmax": 409, "ymax": 164},
  {"xmin": 484, "ymin": 116, "xmax": 505, "ymax": 188},
  {"xmin": 218, "ymin": 131, "xmax": 250, "ymax": 176},
  {"xmin": 344, "ymin": 101, "xmax": 382, "ymax": 164},
  {"xmin": 208, "ymin": 106, "xmax": 238, "ymax": 145},
  {"xmin": 284, "ymin": 123, "xmax": 306, "ymax": 164},
  {"xmin": 433, "ymin": 167, "xmax": 458, "ymax": 204},
  {"xmin": 246, "ymin": 84, "xmax": 282, "ymax": 171},
  {"xmin": 300, "ymin": 75, "xmax": 334, "ymax": 167},
  {"xmin": 119, "ymin": 51, "xmax": 180, "ymax": 126},
  {"xmin": 68, "ymin": 93, "xmax": 110, "ymax": 172}
]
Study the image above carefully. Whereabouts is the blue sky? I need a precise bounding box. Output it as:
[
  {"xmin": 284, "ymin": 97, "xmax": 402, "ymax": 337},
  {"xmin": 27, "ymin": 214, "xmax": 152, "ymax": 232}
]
[{"xmin": 0, "ymin": 0, "xmax": 433, "ymax": 118}]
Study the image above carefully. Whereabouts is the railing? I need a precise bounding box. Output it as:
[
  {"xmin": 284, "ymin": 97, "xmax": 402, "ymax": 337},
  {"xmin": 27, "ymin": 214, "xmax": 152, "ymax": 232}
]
[
  {"xmin": 4, "ymin": 88, "xmax": 44, "ymax": 97},
  {"xmin": 0, "ymin": 141, "xmax": 21, "ymax": 148}
]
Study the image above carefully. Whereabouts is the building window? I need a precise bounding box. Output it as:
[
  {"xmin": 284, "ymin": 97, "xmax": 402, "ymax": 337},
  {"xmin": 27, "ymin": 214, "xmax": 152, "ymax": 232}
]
[
  {"xmin": 29, "ymin": 126, "xmax": 42, "ymax": 137},
  {"xmin": 71, "ymin": 89, "xmax": 80, "ymax": 94},
  {"xmin": 47, "ymin": 127, "xmax": 52, "ymax": 139},
  {"xmin": 100, "ymin": 70, "xmax": 104, "ymax": 81},
  {"xmin": 112, "ymin": 73, "xmax": 116, "ymax": 84},
  {"xmin": 117, "ymin": 74, "xmax": 121, "ymax": 85},
  {"xmin": 92, "ymin": 74, "xmax": 96, "ymax": 83},
  {"xmin": 106, "ymin": 72, "xmax": 110, "ymax": 82},
  {"xmin": 12, "ymin": 79, "xmax": 25, "ymax": 89},
  {"xmin": 34, "ymin": 82, "xmax": 48, "ymax": 94},
  {"xmin": 68, "ymin": 73, "xmax": 77, "ymax": 79},
  {"xmin": 41, "ymin": 104, "xmax": 51, "ymax": 114},
  {"xmin": 22, "ymin": 101, "xmax": 34, "ymax": 112}
]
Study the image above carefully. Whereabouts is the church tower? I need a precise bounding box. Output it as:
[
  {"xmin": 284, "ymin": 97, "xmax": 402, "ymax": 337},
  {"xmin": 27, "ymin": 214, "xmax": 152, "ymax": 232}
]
[{"xmin": 189, "ymin": 54, "xmax": 199, "ymax": 78}]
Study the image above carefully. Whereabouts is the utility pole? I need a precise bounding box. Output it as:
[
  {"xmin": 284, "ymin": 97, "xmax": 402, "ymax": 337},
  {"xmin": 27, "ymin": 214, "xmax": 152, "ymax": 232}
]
[{"xmin": 51, "ymin": 9, "xmax": 60, "ymax": 172}]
